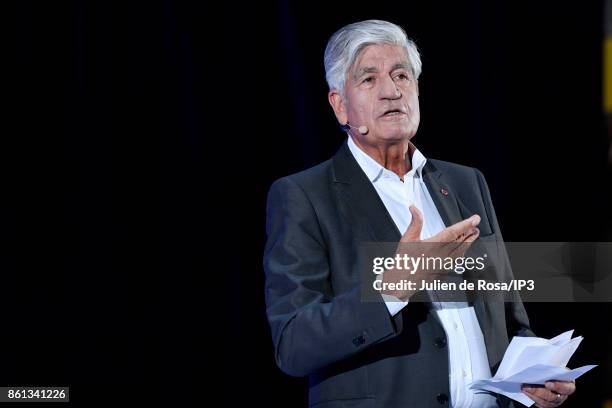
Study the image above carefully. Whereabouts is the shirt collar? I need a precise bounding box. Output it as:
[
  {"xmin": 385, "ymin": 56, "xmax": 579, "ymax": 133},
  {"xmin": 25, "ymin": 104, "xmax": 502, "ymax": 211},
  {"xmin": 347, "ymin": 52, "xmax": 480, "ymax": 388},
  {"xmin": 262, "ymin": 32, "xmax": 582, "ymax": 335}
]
[{"xmin": 347, "ymin": 135, "xmax": 427, "ymax": 182}]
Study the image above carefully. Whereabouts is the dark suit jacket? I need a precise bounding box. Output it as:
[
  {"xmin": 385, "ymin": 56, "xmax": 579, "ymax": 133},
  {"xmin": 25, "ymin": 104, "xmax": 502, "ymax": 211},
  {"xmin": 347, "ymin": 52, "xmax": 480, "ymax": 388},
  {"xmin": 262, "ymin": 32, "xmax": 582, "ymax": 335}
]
[{"xmin": 263, "ymin": 141, "xmax": 533, "ymax": 408}]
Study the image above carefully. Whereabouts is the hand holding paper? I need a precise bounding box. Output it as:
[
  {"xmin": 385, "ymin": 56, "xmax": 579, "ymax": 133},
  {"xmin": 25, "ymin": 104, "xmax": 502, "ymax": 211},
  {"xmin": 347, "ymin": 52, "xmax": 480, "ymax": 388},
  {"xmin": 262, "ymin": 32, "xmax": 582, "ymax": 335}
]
[{"xmin": 469, "ymin": 330, "xmax": 596, "ymax": 407}]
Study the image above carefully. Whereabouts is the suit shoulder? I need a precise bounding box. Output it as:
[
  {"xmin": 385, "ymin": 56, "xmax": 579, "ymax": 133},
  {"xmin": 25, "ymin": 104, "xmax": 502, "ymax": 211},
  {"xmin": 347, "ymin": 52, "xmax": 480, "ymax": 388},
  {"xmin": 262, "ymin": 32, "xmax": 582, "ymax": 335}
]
[
  {"xmin": 428, "ymin": 158, "xmax": 484, "ymax": 179},
  {"xmin": 269, "ymin": 159, "xmax": 333, "ymax": 193}
]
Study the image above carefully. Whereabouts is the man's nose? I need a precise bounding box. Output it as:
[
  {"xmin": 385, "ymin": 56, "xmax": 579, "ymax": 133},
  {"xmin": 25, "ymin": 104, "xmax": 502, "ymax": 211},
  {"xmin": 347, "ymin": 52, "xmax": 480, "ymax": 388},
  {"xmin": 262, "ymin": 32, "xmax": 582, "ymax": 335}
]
[{"xmin": 379, "ymin": 76, "xmax": 401, "ymax": 100}]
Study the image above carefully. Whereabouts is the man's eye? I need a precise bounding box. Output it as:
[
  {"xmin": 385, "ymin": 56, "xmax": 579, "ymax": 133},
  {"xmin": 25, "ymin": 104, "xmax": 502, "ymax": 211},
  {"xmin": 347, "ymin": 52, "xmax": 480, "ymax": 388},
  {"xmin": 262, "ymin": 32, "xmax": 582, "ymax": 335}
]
[
  {"xmin": 363, "ymin": 77, "xmax": 374, "ymax": 84},
  {"xmin": 395, "ymin": 73, "xmax": 410, "ymax": 81}
]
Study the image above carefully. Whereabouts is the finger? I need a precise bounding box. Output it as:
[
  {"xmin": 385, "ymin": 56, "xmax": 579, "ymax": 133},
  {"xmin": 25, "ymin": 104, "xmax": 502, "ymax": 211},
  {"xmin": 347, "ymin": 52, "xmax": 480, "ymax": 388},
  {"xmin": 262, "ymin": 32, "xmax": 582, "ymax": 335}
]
[
  {"xmin": 523, "ymin": 390, "xmax": 548, "ymax": 407},
  {"xmin": 446, "ymin": 228, "xmax": 480, "ymax": 258},
  {"xmin": 523, "ymin": 385, "xmax": 555, "ymax": 402},
  {"xmin": 454, "ymin": 226, "xmax": 480, "ymax": 245},
  {"xmin": 523, "ymin": 386, "xmax": 567, "ymax": 406},
  {"xmin": 533, "ymin": 391, "xmax": 567, "ymax": 407},
  {"xmin": 401, "ymin": 205, "xmax": 423, "ymax": 242},
  {"xmin": 522, "ymin": 389, "xmax": 556, "ymax": 408},
  {"xmin": 451, "ymin": 215, "xmax": 481, "ymax": 242},
  {"xmin": 431, "ymin": 215, "xmax": 480, "ymax": 243},
  {"xmin": 464, "ymin": 227, "xmax": 480, "ymax": 242},
  {"xmin": 545, "ymin": 380, "xmax": 576, "ymax": 396}
]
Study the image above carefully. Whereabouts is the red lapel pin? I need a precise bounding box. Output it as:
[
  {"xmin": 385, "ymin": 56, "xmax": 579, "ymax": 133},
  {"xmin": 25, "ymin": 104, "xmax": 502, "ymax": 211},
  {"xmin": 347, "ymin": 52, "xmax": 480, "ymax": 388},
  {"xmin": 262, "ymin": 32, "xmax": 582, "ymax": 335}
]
[{"xmin": 440, "ymin": 188, "xmax": 449, "ymax": 196}]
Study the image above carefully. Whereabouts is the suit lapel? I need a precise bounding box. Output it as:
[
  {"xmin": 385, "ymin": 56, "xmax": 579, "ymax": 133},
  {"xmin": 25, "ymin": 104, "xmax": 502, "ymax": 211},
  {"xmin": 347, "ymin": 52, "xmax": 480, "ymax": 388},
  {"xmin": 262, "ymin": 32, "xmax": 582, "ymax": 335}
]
[
  {"xmin": 422, "ymin": 162, "xmax": 463, "ymax": 227},
  {"xmin": 331, "ymin": 141, "xmax": 401, "ymax": 243}
]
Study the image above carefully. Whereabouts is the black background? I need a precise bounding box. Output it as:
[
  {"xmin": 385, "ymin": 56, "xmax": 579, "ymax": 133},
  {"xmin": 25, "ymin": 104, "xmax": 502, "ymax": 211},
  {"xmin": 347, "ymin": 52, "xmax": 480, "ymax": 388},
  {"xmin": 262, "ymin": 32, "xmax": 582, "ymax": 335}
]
[{"xmin": 5, "ymin": 0, "xmax": 612, "ymax": 406}]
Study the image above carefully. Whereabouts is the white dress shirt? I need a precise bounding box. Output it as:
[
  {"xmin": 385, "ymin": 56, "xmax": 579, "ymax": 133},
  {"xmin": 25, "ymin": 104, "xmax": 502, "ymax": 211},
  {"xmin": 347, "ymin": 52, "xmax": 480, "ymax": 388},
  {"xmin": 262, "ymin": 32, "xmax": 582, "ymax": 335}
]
[{"xmin": 347, "ymin": 136, "xmax": 497, "ymax": 408}]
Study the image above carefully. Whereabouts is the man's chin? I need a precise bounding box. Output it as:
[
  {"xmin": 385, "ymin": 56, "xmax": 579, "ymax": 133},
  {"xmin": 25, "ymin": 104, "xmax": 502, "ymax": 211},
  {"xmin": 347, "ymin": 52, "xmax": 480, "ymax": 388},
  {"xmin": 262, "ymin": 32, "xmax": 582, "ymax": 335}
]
[{"xmin": 375, "ymin": 129, "xmax": 416, "ymax": 143}]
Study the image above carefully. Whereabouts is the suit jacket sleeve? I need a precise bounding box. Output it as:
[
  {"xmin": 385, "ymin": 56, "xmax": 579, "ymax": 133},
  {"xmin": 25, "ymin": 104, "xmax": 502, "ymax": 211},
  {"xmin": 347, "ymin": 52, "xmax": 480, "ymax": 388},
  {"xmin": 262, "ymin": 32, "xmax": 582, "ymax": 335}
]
[{"xmin": 263, "ymin": 177, "xmax": 401, "ymax": 377}]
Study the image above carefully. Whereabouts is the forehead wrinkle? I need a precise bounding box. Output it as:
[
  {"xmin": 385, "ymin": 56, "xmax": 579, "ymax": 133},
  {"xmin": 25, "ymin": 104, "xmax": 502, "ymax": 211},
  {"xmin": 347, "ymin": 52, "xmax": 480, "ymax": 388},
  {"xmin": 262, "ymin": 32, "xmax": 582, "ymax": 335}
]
[{"xmin": 390, "ymin": 62, "xmax": 411, "ymax": 72}]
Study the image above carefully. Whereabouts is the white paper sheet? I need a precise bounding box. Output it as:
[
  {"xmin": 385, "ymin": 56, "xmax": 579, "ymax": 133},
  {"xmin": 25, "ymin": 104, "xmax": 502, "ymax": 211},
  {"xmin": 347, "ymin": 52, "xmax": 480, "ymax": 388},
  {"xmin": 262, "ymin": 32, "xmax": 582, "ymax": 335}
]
[{"xmin": 469, "ymin": 330, "xmax": 597, "ymax": 407}]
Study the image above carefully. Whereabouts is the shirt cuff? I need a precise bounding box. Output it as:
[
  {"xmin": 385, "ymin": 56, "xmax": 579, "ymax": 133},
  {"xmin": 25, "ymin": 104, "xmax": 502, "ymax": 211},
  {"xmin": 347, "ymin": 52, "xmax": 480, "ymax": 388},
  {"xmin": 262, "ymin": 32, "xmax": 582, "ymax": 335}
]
[{"xmin": 381, "ymin": 293, "xmax": 409, "ymax": 316}]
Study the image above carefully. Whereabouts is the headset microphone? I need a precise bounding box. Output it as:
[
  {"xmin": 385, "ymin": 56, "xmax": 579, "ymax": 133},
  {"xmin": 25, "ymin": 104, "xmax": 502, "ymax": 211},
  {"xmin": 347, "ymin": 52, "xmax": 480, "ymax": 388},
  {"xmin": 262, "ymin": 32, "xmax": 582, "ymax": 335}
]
[{"xmin": 346, "ymin": 123, "xmax": 369, "ymax": 135}]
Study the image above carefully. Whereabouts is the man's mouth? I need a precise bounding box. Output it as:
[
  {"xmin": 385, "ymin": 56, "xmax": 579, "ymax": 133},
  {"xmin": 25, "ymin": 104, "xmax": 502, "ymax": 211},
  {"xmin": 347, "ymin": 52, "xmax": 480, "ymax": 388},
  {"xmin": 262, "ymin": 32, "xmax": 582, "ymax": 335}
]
[{"xmin": 381, "ymin": 109, "xmax": 406, "ymax": 117}]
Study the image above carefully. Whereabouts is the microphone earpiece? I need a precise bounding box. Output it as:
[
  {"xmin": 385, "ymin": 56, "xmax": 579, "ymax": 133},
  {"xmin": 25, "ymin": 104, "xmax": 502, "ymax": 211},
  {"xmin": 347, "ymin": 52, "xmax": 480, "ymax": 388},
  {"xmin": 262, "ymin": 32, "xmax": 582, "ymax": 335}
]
[{"xmin": 346, "ymin": 123, "xmax": 369, "ymax": 135}]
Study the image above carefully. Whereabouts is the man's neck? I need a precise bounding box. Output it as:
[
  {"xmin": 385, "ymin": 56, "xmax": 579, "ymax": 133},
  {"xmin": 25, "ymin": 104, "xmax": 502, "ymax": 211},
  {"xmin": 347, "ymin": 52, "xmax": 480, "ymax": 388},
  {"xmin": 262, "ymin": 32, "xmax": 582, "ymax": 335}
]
[{"xmin": 351, "ymin": 137, "xmax": 415, "ymax": 179}]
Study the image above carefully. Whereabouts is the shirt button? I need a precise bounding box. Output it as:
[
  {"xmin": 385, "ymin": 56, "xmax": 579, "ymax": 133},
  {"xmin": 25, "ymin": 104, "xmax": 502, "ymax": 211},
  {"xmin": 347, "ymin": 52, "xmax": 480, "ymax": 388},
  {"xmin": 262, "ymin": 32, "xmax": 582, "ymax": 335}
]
[
  {"xmin": 462, "ymin": 370, "xmax": 467, "ymax": 378},
  {"xmin": 436, "ymin": 393, "xmax": 449, "ymax": 404},
  {"xmin": 453, "ymin": 322, "xmax": 458, "ymax": 330},
  {"xmin": 434, "ymin": 336, "xmax": 447, "ymax": 348},
  {"xmin": 352, "ymin": 335, "xmax": 366, "ymax": 347}
]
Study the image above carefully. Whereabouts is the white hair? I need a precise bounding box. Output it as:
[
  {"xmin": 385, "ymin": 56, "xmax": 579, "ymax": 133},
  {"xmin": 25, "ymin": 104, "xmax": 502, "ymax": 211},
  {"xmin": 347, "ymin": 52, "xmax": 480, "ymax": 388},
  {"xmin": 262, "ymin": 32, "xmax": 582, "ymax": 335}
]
[{"xmin": 324, "ymin": 20, "xmax": 422, "ymax": 97}]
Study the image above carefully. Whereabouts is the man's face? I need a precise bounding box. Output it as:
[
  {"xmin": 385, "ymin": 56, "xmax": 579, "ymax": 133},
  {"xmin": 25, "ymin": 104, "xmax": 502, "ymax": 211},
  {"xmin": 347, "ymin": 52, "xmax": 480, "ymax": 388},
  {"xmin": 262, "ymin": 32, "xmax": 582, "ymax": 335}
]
[{"xmin": 330, "ymin": 44, "xmax": 420, "ymax": 144}]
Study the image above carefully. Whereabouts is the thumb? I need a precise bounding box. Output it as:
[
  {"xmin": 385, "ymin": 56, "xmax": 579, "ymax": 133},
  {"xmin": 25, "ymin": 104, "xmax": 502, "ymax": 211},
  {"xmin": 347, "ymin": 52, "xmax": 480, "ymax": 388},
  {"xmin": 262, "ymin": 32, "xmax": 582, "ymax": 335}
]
[{"xmin": 402, "ymin": 205, "xmax": 423, "ymax": 241}]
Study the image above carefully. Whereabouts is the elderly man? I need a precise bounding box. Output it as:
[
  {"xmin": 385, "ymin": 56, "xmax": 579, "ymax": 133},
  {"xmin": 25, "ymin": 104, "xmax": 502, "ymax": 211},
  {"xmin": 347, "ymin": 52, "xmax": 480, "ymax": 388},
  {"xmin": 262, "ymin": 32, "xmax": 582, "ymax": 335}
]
[{"xmin": 264, "ymin": 20, "xmax": 575, "ymax": 407}]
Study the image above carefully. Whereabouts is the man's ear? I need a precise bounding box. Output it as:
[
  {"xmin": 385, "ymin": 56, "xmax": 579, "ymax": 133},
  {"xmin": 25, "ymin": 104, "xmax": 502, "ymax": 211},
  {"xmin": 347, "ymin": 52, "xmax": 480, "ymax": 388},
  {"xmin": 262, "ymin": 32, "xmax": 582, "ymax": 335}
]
[{"xmin": 328, "ymin": 90, "xmax": 348, "ymax": 126}]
